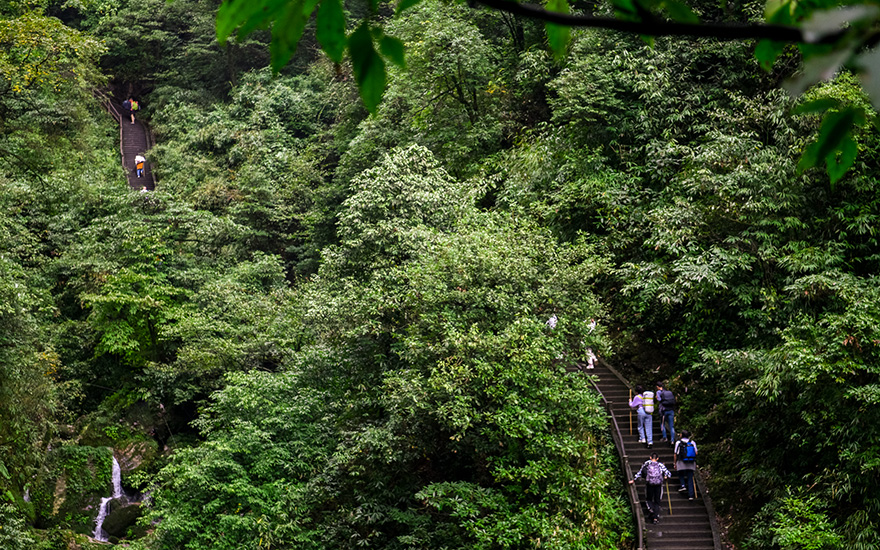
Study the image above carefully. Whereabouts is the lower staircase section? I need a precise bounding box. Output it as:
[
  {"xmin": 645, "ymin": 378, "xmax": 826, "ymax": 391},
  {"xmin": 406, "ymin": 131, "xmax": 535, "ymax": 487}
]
[{"xmin": 587, "ymin": 361, "xmax": 720, "ymax": 550}]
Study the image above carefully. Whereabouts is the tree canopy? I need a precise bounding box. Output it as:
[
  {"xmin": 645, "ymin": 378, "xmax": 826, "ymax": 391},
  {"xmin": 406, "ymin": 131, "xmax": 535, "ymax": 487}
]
[{"xmin": 215, "ymin": 0, "xmax": 880, "ymax": 182}]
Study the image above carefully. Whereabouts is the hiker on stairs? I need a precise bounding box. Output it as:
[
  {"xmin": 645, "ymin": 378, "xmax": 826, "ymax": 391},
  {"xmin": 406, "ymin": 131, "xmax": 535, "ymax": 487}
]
[
  {"xmin": 674, "ymin": 430, "xmax": 699, "ymax": 500},
  {"xmin": 123, "ymin": 97, "xmax": 139, "ymax": 124},
  {"xmin": 135, "ymin": 154, "xmax": 146, "ymax": 178},
  {"xmin": 656, "ymin": 381, "xmax": 676, "ymax": 445},
  {"xmin": 629, "ymin": 384, "xmax": 655, "ymax": 448},
  {"xmin": 630, "ymin": 453, "xmax": 672, "ymax": 524}
]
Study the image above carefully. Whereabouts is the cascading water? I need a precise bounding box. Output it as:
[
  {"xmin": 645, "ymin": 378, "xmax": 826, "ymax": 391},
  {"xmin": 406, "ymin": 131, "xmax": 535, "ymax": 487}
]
[{"xmin": 93, "ymin": 455, "xmax": 124, "ymax": 542}]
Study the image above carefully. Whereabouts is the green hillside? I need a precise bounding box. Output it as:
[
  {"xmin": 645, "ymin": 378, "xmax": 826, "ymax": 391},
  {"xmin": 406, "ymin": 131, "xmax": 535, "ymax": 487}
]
[{"xmin": 1, "ymin": 0, "xmax": 878, "ymax": 548}]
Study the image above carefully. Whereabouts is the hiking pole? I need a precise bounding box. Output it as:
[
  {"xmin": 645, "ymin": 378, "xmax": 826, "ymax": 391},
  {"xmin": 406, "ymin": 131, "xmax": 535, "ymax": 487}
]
[
  {"xmin": 666, "ymin": 478, "xmax": 673, "ymax": 516},
  {"xmin": 628, "ymin": 389, "xmax": 633, "ymax": 436}
]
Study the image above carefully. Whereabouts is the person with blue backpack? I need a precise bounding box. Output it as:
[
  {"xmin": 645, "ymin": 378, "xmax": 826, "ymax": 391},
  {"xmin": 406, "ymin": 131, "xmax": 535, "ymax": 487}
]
[{"xmin": 674, "ymin": 430, "xmax": 698, "ymax": 500}]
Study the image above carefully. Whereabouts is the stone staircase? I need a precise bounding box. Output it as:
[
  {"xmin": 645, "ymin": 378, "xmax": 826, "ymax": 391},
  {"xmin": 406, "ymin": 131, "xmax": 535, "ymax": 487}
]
[
  {"xmin": 104, "ymin": 94, "xmax": 155, "ymax": 190},
  {"xmin": 586, "ymin": 361, "xmax": 721, "ymax": 550}
]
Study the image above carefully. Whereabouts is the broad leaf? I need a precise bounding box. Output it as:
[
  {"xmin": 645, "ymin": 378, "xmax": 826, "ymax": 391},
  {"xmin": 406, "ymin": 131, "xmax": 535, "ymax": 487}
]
[
  {"xmin": 785, "ymin": 47, "xmax": 853, "ymax": 97},
  {"xmin": 546, "ymin": 23, "xmax": 570, "ymax": 58},
  {"xmin": 349, "ymin": 22, "xmax": 386, "ymax": 113},
  {"xmin": 610, "ymin": 0, "xmax": 638, "ymax": 18},
  {"xmin": 813, "ymin": 108, "xmax": 857, "ymax": 163},
  {"xmin": 801, "ymin": 6, "xmax": 880, "ymax": 43},
  {"xmin": 792, "ymin": 98, "xmax": 841, "ymax": 116},
  {"xmin": 396, "ymin": 0, "xmax": 422, "ymax": 14},
  {"xmin": 755, "ymin": 40, "xmax": 785, "ymax": 71},
  {"xmin": 217, "ymin": 0, "xmax": 289, "ymax": 44},
  {"xmin": 798, "ymin": 107, "xmax": 862, "ymax": 183},
  {"xmin": 797, "ymin": 139, "xmax": 821, "ymax": 173},
  {"xmin": 317, "ymin": 0, "xmax": 346, "ymax": 63},
  {"xmin": 269, "ymin": 0, "xmax": 317, "ymax": 73},
  {"xmin": 764, "ymin": 0, "xmax": 789, "ymax": 20},
  {"xmin": 826, "ymin": 133, "xmax": 858, "ymax": 185},
  {"xmin": 379, "ymin": 35, "xmax": 406, "ymax": 68},
  {"xmin": 663, "ymin": 0, "xmax": 700, "ymax": 23},
  {"xmin": 855, "ymin": 48, "xmax": 880, "ymax": 111},
  {"xmin": 546, "ymin": 0, "xmax": 570, "ymax": 59}
]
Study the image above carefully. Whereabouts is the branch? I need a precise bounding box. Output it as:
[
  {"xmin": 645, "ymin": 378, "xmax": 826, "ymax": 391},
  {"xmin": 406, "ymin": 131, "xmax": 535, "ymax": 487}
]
[
  {"xmin": 0, "ymin": 145, "xmax": 47, "ymax": 184},
  {"xmin": 471, "ymin": 0, "xmax": 844, "ymax": 44}
]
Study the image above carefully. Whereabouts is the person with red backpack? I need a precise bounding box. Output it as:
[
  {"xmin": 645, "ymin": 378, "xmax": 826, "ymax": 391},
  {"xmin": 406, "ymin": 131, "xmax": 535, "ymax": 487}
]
[
  {"xmin": 674, "ymin": 430, "xmax": 698, "ymax": 500},
  {"xmin": 630, "ymin": 453, "xmax": 672, "ymax": 524}
]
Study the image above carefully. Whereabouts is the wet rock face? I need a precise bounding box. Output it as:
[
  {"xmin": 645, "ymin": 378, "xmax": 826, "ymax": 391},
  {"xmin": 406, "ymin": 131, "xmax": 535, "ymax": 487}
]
[
  {"xmin": 101, "ymin": 498, "xmax": 142, "ymax": 538},
  {"xmin": 116, "ymin": 440, "xmax": 159, "ymax": 474}
]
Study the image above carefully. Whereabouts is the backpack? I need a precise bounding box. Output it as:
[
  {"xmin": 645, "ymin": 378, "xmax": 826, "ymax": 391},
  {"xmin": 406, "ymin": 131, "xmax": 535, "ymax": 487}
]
[
  {"xmin": 131, "ymin": 100, "xmax": 139, "ymax": 111},
  {"xmin": 642, "ymin": 391, "xmax": 654, "ymax": 414},
  {"xmin": 659, "ymin": 389, "xmax": 676, "ymax": 410},
  {"xmin": 678, "ymin": 441, "xmax": 696, "ymax": 463},
  {"xmin": 645, "ymin": 461, "xmax": 663, "ymax": 485}
]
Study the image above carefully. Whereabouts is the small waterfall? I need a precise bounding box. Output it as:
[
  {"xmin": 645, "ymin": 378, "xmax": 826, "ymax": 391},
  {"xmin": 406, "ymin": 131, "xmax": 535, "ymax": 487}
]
[{"xmin": 93, "ymin": 455, "xmax": 124, "ymax": 542}]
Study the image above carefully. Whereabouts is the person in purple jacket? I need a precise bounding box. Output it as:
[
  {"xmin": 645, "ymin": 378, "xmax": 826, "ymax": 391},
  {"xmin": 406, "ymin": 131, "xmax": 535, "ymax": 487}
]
[{"xmin": 629, "ymin": 385, "xmax": 654, "ymax": 448}]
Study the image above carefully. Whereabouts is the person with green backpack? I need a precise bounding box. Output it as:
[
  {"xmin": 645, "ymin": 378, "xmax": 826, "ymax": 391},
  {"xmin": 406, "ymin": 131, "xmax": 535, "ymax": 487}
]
[{"xmin": 122, "ymin": 97, "xmax": 139, "ymax": 124}]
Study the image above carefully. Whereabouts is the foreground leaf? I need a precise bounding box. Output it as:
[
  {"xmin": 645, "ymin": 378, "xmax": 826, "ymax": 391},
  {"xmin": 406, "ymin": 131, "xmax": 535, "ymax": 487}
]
[
  {"xmin": 317, "ymin": 0, "xmax": 347, "ymax": 63},
  {"xmin": 349, "ymin": 22, "xmax": 386, "ymax": 113}
]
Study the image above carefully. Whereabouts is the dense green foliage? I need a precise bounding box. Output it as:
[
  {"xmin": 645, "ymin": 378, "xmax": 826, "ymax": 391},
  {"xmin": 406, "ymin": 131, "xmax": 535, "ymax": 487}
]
[
  {"xmin": 217, "ymin": 0, "xmax": 880, "ymax": 181},
  {"xmin": 0, "ymin": 0, "xmax": 879, "ymax": 548}
]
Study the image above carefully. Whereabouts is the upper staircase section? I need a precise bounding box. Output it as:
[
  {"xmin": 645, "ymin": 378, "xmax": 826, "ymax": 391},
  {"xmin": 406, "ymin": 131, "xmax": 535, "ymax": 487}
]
[{"xmin": 103, "ymin": 94, "xmax": 156, "ymax": 190}]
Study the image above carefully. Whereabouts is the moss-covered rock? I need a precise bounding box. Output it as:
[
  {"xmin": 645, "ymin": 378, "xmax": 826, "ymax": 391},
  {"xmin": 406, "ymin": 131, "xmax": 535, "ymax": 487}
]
[
  {"xmin": 101, "ymin": 500, "xmax": 142, "ymax": 538},
  {"xmin": 117, "ymin": 439, "xmax": 159, "ymax": 482},
  {"xmin": 31, "ymin": 446, "xmax": 112, "ymax": 531}
]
